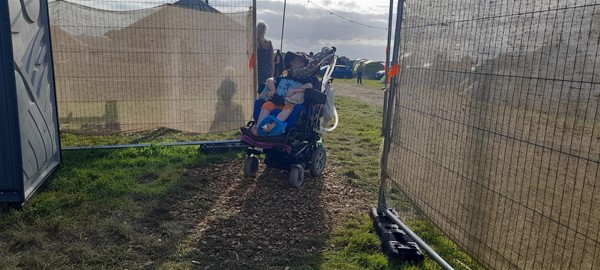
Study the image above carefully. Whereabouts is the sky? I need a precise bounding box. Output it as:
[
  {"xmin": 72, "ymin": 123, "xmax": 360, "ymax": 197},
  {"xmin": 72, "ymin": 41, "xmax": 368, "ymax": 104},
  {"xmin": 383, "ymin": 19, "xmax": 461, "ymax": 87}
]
[
  {"xmin": 255, "ymin": 0, "xmax": 393, "ymax": 61},
  {"xmin": 50, "ymin": 0, "xmax": 395, "ymax": 61}
]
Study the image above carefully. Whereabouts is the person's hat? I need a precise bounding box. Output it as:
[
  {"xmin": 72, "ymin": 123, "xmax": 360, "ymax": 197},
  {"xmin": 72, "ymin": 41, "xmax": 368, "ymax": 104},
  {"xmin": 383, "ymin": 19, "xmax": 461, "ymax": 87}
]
[{"xmin": 283, "ymin": 51, "xmax": 309, "ymax": 69}]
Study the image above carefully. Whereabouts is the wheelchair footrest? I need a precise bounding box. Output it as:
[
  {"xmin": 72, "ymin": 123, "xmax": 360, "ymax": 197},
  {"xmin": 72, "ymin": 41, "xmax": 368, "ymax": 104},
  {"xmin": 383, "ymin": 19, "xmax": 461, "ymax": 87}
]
[{"xmin": 370, "ymin": 208, "xmax": 424, "ymax": 262}]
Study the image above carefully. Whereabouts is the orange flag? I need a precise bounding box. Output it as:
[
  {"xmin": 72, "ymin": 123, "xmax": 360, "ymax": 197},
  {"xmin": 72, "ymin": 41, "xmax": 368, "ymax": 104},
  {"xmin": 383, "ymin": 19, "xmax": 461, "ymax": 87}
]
[
  {"xmin": 248, "ymin": 52, "xmax": 255, "ymax": 69},
  {"xmin": 387, "ymin": 64, "xmax": 400, "ymax": 84}
]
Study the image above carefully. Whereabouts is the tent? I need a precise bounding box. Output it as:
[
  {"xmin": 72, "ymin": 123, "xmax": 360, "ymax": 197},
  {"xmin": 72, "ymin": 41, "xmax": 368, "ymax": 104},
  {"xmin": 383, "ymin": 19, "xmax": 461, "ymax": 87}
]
[
  {"xmin": 50, "ymin": 1, "xmax": 254, "ymax": 134},
  {"xmin": 173, "ymin": 0, "xmax": 219, "ymax": 12},
  {"xmin": 353, "ymin": 60, "xmax": 384, "ymax": 80}
]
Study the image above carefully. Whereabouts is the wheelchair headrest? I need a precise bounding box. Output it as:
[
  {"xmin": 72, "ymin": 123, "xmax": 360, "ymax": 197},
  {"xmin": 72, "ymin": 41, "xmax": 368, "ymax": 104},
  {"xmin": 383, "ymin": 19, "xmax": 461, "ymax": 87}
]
[
  {"xmin": 288, "ymin": 47, "xmax": 336, "ymax": 79},
  {"xmin": 284, "ymin": 51, "xmax": 310, "ymax": 69}
]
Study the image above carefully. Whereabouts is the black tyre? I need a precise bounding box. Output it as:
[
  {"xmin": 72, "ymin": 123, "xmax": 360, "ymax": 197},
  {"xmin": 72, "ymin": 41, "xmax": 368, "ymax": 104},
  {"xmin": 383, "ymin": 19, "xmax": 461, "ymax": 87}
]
[
  {"xmin": 309, "ymin": 147, "xmax": 326, "ymax": 176},
  {"xmin": 264, "ymin": 156, "xmax": 274, "ymax": 168},
  {"xmin": 243, "ymin": 156, "xmax": 259, "ymax": 177},
  {"xmin": 9, "ymin": 202, "xmax": 23, "ymax": 210},
  {"xmin": 289, "ymin": 164, "xmax": 304, "ymax": 188}
]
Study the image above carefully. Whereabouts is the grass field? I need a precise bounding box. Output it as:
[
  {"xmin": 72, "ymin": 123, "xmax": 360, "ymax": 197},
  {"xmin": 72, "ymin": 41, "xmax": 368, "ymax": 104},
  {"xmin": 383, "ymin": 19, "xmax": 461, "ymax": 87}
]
[
  {"xmin": 334, "ymin": 78, "xmax": 386, "ymax": 89},
  {"xmin": 0, "ymin": 82, "xmax": 482, "ymax": 269}
]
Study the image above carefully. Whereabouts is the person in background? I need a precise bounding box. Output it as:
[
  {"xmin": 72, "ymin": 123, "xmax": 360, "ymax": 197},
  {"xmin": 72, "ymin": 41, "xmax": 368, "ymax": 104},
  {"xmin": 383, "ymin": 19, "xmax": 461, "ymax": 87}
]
[
  {"xmin": 356, "ymin": 61, "xmax": 365, "ymax": 84},
  {"xmin": 256, "ymin": 21, "xmax": 274, "ymax": 85},
  {"xmin": 273, "ymin": 49, "xmax": 284, "ymax": 76}
]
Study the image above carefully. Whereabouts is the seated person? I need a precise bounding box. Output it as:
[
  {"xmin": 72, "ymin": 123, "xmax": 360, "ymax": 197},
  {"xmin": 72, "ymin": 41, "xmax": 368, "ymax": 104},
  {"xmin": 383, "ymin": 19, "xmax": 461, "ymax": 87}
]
[{"xmin": 251, "ymin": 52, "xmax": 317, "ymax": 136}]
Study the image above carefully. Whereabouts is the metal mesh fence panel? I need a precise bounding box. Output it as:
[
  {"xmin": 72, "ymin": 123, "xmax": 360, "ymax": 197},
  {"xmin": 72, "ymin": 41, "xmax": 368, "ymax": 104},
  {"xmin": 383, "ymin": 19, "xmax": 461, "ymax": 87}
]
[
  {"xmin": 384, "ymin": 0, "xmax": 600, "ymax": 269},
  {"xmin": 49, "ymin": 0, "xmax": 254, "ymax": 135}
]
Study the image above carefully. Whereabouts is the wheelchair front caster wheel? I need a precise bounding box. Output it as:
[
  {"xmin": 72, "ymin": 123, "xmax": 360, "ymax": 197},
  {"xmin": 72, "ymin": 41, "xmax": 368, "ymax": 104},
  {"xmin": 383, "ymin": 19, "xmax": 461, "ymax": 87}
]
[
  {"xmin": 243, "ymin": 156, "xmax": 259, "ymax": 177},
  {"xmin": 289, "ymin": 164, "xmax": 305, "ymax": 188}
]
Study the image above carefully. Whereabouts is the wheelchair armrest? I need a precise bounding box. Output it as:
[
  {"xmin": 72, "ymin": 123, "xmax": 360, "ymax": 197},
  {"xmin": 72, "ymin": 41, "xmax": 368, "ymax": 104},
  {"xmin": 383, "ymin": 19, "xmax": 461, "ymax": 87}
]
[{"xmin": 304, "ymin": 88, "xmax": 327, "ymax": 104}]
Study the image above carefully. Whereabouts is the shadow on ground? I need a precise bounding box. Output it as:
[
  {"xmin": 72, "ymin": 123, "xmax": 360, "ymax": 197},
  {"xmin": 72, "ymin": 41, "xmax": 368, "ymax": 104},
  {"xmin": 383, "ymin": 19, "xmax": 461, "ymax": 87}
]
[{"xmin": 187, "ymin": 162, "xmax": 329, "ymax": 269}]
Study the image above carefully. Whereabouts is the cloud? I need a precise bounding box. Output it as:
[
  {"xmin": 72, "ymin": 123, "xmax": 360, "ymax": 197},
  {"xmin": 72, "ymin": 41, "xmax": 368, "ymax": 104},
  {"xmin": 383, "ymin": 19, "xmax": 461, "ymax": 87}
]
[
  {"xmin": 318, "ymin": 38, "xmax": 388, "ymax": 47},
  {"xmin": 257, "ymin": 0, "xmax": 391, "ymax": 60},
  {"xmin": 49, "ymin": 0, "xmax": 394, "ymax": 60},
  {"xmin": 301, "ymin": 0, "xmax": 390, "ymax": 16}
]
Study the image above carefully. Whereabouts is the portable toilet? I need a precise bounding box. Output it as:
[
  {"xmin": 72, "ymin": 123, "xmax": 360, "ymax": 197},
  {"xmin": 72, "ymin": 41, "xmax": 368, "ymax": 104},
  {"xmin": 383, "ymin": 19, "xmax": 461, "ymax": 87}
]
[{"xmin": 0, "ymin": 0, "xmax": 61, "ymax": 206}]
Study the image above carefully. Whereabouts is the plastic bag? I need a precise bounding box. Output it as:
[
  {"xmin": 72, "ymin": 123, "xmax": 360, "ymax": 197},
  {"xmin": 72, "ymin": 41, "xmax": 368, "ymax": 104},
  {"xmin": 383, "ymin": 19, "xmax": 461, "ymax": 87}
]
[{"xmin": 321, "ymin": 83, "xmax": 335, "ymax": 125}]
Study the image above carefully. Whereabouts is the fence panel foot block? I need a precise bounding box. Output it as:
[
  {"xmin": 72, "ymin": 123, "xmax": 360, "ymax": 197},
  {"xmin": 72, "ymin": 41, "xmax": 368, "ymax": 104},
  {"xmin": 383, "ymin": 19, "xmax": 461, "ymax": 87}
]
[{"xmin": 370, "ymin": 208, "xmax": 424, "ymax": 262}]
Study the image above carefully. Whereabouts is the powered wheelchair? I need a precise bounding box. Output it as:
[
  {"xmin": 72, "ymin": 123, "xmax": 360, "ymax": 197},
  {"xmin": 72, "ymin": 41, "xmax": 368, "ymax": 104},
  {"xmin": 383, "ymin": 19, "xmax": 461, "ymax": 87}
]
[{"xmin": 240, "ymin": 47, "xmax": 337, "ymax": 187}]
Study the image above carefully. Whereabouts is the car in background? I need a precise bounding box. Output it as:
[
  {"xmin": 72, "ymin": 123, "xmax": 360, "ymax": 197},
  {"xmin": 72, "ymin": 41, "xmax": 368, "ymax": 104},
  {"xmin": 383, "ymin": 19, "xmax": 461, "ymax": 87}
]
[
  {"xmin": 375, "ymin": 70, "xmax": 385, "ymax": 80},
  {"xmin": 319, "ymin": 65, "xmax": 353, "ymax": 79}
]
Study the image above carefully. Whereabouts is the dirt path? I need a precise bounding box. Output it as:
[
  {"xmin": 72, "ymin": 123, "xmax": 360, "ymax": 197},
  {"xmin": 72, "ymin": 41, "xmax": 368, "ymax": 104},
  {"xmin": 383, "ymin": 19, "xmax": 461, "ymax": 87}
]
[
  {"xmin": 331, "ymin": 81, "xmax": 385, "ymax": 108},
  {"xmin": 158, "ymin": 81, "xmax": 386, "ymax": 268},
  {"xmin": 167, "ymin": 160, "xmax": 372, "ymax": 269}
]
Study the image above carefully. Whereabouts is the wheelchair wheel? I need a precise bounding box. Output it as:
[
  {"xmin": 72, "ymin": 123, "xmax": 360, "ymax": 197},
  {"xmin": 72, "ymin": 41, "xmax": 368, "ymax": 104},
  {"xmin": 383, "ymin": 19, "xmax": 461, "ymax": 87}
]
[
  {"xmin": 309, "ymin": 147, "xmax": 326, "ymax": 176},
  {"xmin": 289, "ymin": 164, "xmax": 304, "ymax": 188},
  {"xmin": 264, "ymin": 155, "xmax": 274, "ymax": 168},
  {"xmin": 243, "ymin": 156, "xmax": 259, "ymax": 177}
]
